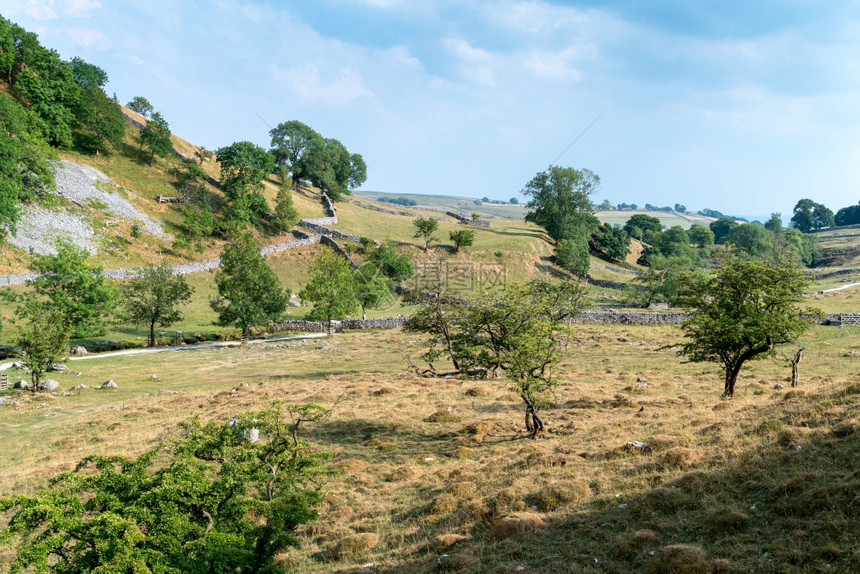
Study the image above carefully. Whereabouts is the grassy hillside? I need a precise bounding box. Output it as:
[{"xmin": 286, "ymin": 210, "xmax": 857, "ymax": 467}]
[{"xmin": 1, "ymin": 323, "xmax": 857, "ymax": 572}]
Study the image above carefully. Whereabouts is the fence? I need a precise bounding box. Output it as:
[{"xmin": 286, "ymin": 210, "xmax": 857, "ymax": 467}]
[{"xmin": 0, "ymin": 374, "xmax": 8, "ymax": 391}]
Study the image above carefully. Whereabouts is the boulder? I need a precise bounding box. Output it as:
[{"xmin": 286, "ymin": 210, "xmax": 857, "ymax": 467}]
[
  {"xmin": 99, "ymin": 380, "xmax": 118, "ymax": 389},
  {"xmin": 40, "ymin": 379, "xmax": 60, "ymax": 391},
  {"xmin": 70, "ymin": 346, "xmax": 88, "ymax": 356},
  {"xmin": 48, "ymin": 363, "xmax": 68, "ymax": 372},
  {"xmin": 13, "ymin": 379, "xmax": 32, "ymax": 390}
]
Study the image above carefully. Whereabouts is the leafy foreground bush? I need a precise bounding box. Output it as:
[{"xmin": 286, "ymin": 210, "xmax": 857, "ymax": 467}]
[{"xmin": 0, "ymin": 404, "xmax": 330, "ymax": 573}]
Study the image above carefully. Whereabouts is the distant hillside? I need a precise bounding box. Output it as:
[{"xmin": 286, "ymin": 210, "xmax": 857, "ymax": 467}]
[{"xmin": 356, "ymin": 191, "xmax": 718, "ymax": 230}]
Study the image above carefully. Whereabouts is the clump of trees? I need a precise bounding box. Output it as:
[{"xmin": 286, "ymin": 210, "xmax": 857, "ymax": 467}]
[
  {"xmin": 269, "ymin": 120, "xmax": 366, "ymax": 200},
  {"xmin": 405, "ymin": 278, "xmax": 586, "ymax": 436},
  {"xmin": 0, "ymin": 404, "xmax": 330, "ymax": 573},
  {"xmin": 523, "ymin": 165, "xmax": 631, "ymax": 276},
  {"xmin": 0, "ymin": 16, "xmax": 127, "ymax": 237},
  {"xmin": 791, "ymin": 199, "xmax": 834, "ymax": 232}
]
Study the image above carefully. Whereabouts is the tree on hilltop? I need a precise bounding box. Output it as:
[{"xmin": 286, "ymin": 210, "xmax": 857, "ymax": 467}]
[
  {"xmin": 138, "ymin": 111, "xmax": 172, "ymax": 166},
  {"xmin": 126, "ymin": 95, "xmax": 154, "ymax": 117}
]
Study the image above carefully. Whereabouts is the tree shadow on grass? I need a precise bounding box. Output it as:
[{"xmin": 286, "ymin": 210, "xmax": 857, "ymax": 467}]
[{"xmin": 360, "ymin": 382, "xmax": 860, "ymax": 573}]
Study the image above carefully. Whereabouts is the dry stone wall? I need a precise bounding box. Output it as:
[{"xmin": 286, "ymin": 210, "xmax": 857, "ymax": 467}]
[{"xmin": 272, "ymin": 316, "xmax": 407, "ymax": 332}]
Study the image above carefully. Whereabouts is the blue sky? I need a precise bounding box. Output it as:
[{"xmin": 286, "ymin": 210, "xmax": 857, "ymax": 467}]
[{"xmin": 4, "ymin": 0, "xmax": 860, "ymax": 219}]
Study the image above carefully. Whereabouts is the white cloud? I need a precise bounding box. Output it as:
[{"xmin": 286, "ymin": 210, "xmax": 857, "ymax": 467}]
[
  {"xmin": 273, "ymin": 65, "xmax": 374, "ymax": 105},
  {"xmin": 443, "ymin": 37, "xmax": 499, "ymax": 87},
  {"xmin": 65, "ymin": 27, "xmax": 106, "ymax": 48},
  {"xmin": 2, "ymin": 0, "xmax": 100, "ymax": 20}
]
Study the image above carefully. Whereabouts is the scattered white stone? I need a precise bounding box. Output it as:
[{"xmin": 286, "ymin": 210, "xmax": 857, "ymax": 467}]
[
  {"xmin": 99, "ymin": 380, "xmax": 118, "ymax": 389},
  {"xmin": 626, "ymin": 441, "xmax": 649, "ymax": 452},
  {"xmin": 774, "ymin": 383, "xmax": 785, "ymax": 389},
  {"xmin": 40, "ymin": 379, "xmax": 60, "ymax": 391}
]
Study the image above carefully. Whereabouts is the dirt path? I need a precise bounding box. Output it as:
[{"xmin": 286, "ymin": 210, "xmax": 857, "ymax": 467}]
[{"xmin": 0, "ymin": 333, "xmax": 328, "ymax": 372}]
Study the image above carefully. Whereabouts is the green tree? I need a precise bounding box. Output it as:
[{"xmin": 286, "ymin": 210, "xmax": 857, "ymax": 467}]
[
  {"xmin": 299, "ymin": 248, "xmax": 359, "ymax": 325},
  {"xmin": 354, "ymin": 263, "xmax": 392, "ymax": 319},
  {"xmin": 304, "ymin": 138, "xmax": 366, "ymax": 201},
  {"xmin": 413, "ymin": 217, "xmax": 439, "ymax": 251},
  {"xmin": 125, "ymin": 95, "xmax": 153, "ymax": 117},
  {"xmin": 835, "ymin": 202, "xmax": 860, "ymax": 226},
  {"xmin": 709, "ymin": 217, "xmax": 739, "ymax": 244},
  {"xmin": 658, "ymin": 225, "xmax": 695, "ymax": 259},
  {"xmin": 678, "ymin": 254, "xmax": 813, "ymax": 397},
  {"xmin": 211, "ymin": 232, "xmax": 288, "ymax": 339},
  {"xmin": 449, "ymin": 229, "xmax": 475, "ymax": 253},
  {"xmin": 138, "ymin": 111, "xmax": 172, "ymax": 166},
  {"xmin": 13, "ymin": 297, "xmax": 70, "ymax": 392},
  {"xmin": 0, "ymin": 93, "xmax": 56, "ymax": 237},
  {"xmin": 369, "ymin": 244, "xmax": 414, "ymax": 283},
  {"xmin": 590, "ymin": 222, "xmax": 630, "ymax": 261},
  {"xmin": 29, "ymin": 241, "xmax": 118, "ymax": 338},
  {"xmin": 216, "ymin": 141, "xmax": 275, "ymax": 226},
  {"xmin": 687, "ymin": 224, "xmax": 714, "ymax": 247},
  {"xmin": 555, "ymin": 235, "xmax": 590, "ymax": 277},
  {"xmin": 623, "ymin": 213, "xmax": 662, "ymax": 241},
  {"xmin": 764, "ymin": 212, "xmax": 783, "ymax": 233},
  {"xmin": 269, "ymin": 120, "xmax": 323, "ymax": 190},
  {"xmin": 272, "ymin": 165, "xmax": 299, "ymax": 233},
  {"xmin": 72, "ymin": 84, "xmax": 125, "ymax": 155},
  {"xmin": 811, "ymin": 202, "xmax": 835, "ymax": 230},
  {"xmin": 405, "ymin": 278, "xmax": 586, "ymax": 435},
  {"xmin": 725, "ymin": 223, "xmax": 772, "ymax": 257},
  {"xmin": 124, "ymin": 263, "xmax": 194, "ymax": 347},
  {"xmin": 0, "ymin": 404, "xmax": 328, "ymax": 573},
  {"xmin": 628, "ymin": 255, "xmax": 698, "ymax": 307},
  {"xmin": 790, "ymin": 199, "xmax": 833, "ymax": 232},
  {"xmin": 523, "ymin": 165, "xmax": 598, "ymax": 241}
]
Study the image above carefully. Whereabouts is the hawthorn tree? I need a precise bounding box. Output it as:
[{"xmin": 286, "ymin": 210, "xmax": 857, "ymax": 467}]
[
  {"xmin": 125, "ymin": 95, "xmax": 154, "ymax": 117},
  {"xmin": 124, "ymin": 262, "xmax": 194, "ymax": 347},
  {"xmin": 29, "ymin": 240, "xmax": 118, "ymax": 338},
  {"xmin": 413, "ymin": 217, "xmax": 438, "ymax": 251},
  {"xmin": 0, "ymin": 404, "xmax": 329, "ymax": 573},
  {"xmin": 353, "ymin": 263, "xmax": 392, "ymax": 319},
  {"xmin": 13, "ymin": 297, "xmax": 70, "ymax": 392},
  {"xmin": 211, "ymin": 232, "xmax": 288, "ymax": 339},
  {"xmin": 405, "ymin": 278, "xmax": 586, "ymax": 436},
  {"xmin": 299, "ymin": 247, "xmax": 359, "ymax": 325},
  {"xmin": 449, "ymin": 229, "xmax": 475, "ymax": 253},
  {"xmin": 368, "ymin": 243, "xmax": 414, "ymax": 283},
  {"xmin": 678, "ymin": 253, "xmax": 814, "ymax": 397},
  {"xmin": 138, "ymin": 111, "xmax": 172, "ymax": 166}
]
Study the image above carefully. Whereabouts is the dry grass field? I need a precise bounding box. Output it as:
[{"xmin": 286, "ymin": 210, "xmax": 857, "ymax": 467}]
[{"xmin": 2, "ymin": 322, "xmax": 858, "ymax": 573}]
